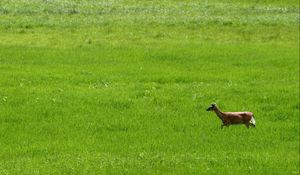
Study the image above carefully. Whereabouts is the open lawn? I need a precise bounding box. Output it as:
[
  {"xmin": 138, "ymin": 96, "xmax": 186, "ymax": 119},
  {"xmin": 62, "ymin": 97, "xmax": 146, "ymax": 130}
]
[{"xmin": 0, "ymin": 0, "xmax": 299, "ymax": 174}]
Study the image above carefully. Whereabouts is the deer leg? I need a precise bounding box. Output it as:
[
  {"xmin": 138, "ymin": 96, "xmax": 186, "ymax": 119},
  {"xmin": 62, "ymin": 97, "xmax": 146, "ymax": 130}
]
[
  {"xmin": 221, "ymin": 122, "xmax": 230, "ymax": 129},
  {"xmin": 221, "ymin": 122, "xmax": 227, "ymax": 129},
  {"xmin": 224, "ymin": 121, "xmax": 230, "ymax": 128},
  {"xmin": 245, "ymin": 122, "xmax": 250, "ymax": 128}
]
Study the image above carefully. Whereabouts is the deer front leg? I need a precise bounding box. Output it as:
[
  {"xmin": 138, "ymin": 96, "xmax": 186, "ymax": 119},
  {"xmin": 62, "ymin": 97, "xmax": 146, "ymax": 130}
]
[
  {"xmin": 221, "ymin": 121, "xmax": 230, "ymax": 129},
  {"xmin": 221, "ymin": 122, "xmax": 228, "ymax": 129},
  {"xmin": 221, "ymin": 124, "xmax": 225, "ymax": 129}
]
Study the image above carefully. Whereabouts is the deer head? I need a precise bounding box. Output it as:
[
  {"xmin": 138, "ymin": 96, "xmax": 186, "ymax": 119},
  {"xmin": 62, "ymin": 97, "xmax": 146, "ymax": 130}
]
[{"xmin": 206, "ymin": 103, "xmax": 217, "ymax": 111}]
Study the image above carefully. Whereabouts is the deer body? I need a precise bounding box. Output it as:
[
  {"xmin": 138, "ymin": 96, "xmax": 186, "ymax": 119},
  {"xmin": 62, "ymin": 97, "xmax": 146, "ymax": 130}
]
[{"xmin": 207, "ymin": 103, "xmax": 256, "ymax": 129}]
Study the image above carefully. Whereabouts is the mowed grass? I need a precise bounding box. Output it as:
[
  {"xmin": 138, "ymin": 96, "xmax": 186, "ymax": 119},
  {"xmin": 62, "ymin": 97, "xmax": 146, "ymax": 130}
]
[{"xmin": 0, "ymin": 0, "xmax": 299, "ymax": 174}]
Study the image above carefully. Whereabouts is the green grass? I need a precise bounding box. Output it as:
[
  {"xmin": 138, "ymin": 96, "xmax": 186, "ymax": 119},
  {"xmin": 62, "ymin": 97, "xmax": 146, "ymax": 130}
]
[{"xmin": 0, "ymin": 0, "xmax": 299, "ymax": 174}]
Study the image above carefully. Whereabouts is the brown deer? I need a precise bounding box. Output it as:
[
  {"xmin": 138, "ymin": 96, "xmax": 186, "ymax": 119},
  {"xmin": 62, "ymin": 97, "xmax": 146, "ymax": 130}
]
[{"xmin": 206, "ymin": 103, "xmax": 256, "ymax": 129}]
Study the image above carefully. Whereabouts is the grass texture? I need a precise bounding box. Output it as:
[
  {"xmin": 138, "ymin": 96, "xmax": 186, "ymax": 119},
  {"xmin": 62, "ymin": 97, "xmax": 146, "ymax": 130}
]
[{"xmin": 0, "ymin": 0, "xmax": 299, "ymax": 174}]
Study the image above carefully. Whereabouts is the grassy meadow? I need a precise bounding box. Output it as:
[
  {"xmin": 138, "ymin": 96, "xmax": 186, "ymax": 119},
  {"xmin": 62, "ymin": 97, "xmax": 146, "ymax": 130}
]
[{"xmin": 0, "ymin": 0, "xmax": 299, "ymax": 174}]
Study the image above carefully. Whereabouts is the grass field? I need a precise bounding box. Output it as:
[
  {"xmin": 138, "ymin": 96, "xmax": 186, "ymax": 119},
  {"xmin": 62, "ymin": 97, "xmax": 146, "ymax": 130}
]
[{"xmin": 0, "ymin": 0, "xmax": 299, "ymax": 174}]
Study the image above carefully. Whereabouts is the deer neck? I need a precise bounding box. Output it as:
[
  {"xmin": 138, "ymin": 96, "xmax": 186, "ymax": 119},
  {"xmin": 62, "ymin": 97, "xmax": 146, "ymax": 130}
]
[{"xmin": 213, "ymin": 107, "xmax": 224, "ymax": 121}]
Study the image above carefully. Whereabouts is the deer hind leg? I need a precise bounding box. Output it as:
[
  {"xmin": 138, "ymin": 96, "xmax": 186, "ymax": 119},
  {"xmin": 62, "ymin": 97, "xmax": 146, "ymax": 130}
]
[{"xmin": 245, "ymin": 122, "xmax": 250, "ymax": 128}]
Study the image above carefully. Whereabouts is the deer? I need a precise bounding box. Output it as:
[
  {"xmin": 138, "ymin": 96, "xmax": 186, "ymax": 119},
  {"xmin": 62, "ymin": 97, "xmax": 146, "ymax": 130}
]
[{"xmin": 206, "ymin": 103, "xmax": 256, "ymax": 129}]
